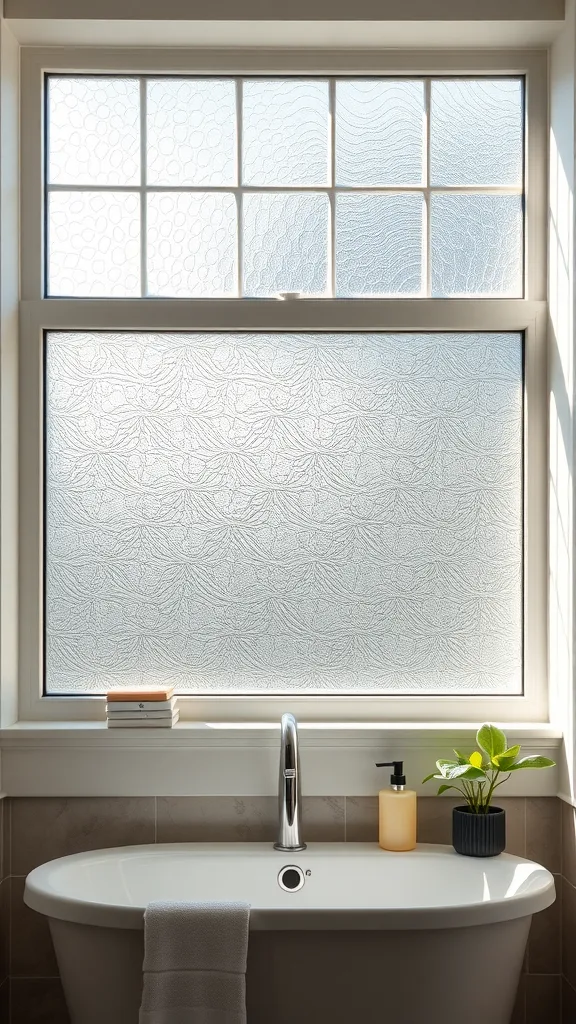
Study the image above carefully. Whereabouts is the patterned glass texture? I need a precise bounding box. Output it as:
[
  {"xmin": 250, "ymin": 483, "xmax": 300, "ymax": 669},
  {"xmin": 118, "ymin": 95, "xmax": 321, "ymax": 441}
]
[
  {"xmin": 146, "ymin": 79, "xmax": 237, "ymax": 186},
  {"xmin": 431, "ymin": 194, "xmax": 523, "ymax": 296},
  {"xmin": 243, "ymin": 193, "xmax": 329, "ymax": 296},
  {"xmin": 48, "ymin": 77, "xmax": 140, "ymax": 186},
  {"xmin": 431, "ymin": 79, "xmax": 523, "ymax": 187},
  {"xmin": 336, "ymin": 193, "xmax": 424, "ymax": 295},
  {"xmin": 147, "ymin": 192, "xmax": 237, "ymax": 297},
  {"xmin": 48, "ymin": 192, "xmax": 140, "ymax": 297},
  {"xmin": 45, "ymin": 331, "xmax": 523, "ymax": 696},
  {"xmin": 336, "ymin": 80, "xmax": 425, "ymax": 186},
  {"xmin": 242, "ymin": 80, "xmax": 329, "ymax": 186}
]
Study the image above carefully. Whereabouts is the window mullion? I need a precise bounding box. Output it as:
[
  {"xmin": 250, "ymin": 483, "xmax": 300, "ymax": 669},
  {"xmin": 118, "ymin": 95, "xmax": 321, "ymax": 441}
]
[
  {"xmin": 236, "ymin": 79, "xmax": 243, "ymax": 299},
  {"xmin": 424, "ymin": 77, "xmax": 432, "ymax": 298},
  {"xmin": 139, "ymin": 78, "xmax": 148, "ymax": 299},
  {"xmin": 329, "ymin": 78, "xmax": 336, "ymax": 299}
]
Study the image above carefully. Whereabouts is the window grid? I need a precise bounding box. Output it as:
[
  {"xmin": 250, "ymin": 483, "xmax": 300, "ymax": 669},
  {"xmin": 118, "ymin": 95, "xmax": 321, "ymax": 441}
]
[{"xmin": 44, "ymin": 74, "xmax": 526, "ymax": 300}]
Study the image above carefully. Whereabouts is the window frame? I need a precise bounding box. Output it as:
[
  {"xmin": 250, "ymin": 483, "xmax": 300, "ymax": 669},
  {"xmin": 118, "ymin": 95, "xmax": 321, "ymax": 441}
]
[{"xmin": 18, "ymin": 46, "xmax": 549, "ymax": 724}]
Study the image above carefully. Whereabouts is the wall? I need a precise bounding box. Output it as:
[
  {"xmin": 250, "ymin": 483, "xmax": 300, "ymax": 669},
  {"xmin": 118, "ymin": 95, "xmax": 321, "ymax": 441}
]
[
  {"xmin": 0, "ymin": 795, "xmax": 562, "ymax": 1024},
  {"xmin": 3, "ymin": 0, "xmax": 565, "ymax": 21}
]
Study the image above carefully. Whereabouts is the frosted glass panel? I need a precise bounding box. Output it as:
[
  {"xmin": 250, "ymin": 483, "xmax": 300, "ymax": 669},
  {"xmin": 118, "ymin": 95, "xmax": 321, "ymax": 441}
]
[
  {"xmin": 336, "ymin": 80, "xmax": 425, "ymax": 186},
  {"xmin": 147, "ymin": 192, "xmax": 237, "ymax": 297},
  {"xmin": 336, "ymin": 193, "xmax": 424, "ymax": 296},
  {"xmin": 48, "ymin": 192, "xmax": 140, "ymax": 297},
  {"xmin": 431, "ymin": 79, "xmax": 523, "ymax": 186},
  {"xmin": 242, "ymin": 80, "xmax": 329, "ymax": 186},
  {"xmin": 45, "ymin": 331, "xmax": 522, "ymax": 696},
  {"xmin": 147, "ymin": 79, "xmax": 236, "ymax": 186},
  {"xmin": 431, "ymin": 194, "xmax": 523, "ymax": 296},
  {"xmin": 48, "ymin": 77, "xmax": 140, "ymax": 186},
  {"xmin": 243, "ymin": 193, "xmax": 329, "ymax": 296}
]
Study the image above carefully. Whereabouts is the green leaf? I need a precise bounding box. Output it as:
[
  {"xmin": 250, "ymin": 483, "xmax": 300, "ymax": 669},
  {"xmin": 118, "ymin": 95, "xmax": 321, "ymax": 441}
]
[
  {"xmin": 453, "ymin": 749, "xmax": 469, "ymax": 764},
  {"xmin": 443, "ymin": 763, "xmax": 487, "ymax": 781},
  {"xmin": 437, "ymin": 784, "xmax": 460, "ymax": 795},
  {"xmin": 422, "ymin": 773, "xmax": 437, "ymax": 784},
  {"xmin": 492, "ymin": 744, "xmax": 520, "ymax": 765},
  {"xmin": 477, "ymin": 723, "xmax": 507, "ymax": 759},
  {"xmin": 508, "ymin": 756, "xmax": 556, "ymax": 770},
  {"xmin": 492, "ymin": 745, "xmax": 522, "ymax": 770}
]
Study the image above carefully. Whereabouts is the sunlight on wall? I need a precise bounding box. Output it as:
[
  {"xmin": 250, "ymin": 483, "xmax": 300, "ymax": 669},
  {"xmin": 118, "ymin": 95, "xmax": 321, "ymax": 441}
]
[{"xmin": 549, "ymin": 0, "xmax": 575, "ymax": 797}]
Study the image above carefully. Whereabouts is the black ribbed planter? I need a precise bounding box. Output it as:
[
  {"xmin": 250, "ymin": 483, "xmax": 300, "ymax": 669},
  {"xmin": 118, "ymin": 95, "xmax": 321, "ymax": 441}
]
[{"xmin": 452, "ymin": 806, "xmax": 506, "ymax": 857}]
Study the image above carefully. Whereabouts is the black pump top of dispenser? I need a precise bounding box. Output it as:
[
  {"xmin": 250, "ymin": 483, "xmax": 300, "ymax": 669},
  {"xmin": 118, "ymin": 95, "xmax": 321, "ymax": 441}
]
[{"xmin": 375, "ymin": 760, "xmax": 406, "ymax": 788}]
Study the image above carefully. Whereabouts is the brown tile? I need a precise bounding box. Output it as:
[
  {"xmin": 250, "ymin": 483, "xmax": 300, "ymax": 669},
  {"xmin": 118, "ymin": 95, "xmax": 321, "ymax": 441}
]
[
  {"xmin": 562, "ymin": 877, "xmax": 576, "ymax": 990},
  {"xmin": 302, "ymin": 797, "xmax": 345, "ymax": 842},
  {"xmin": 11, "ymin": 978, "xmax": 70, "ymax": 1024},
  {"xmin": 525, "ymin": 974, "xmax": 560, "ymax": 1024},
  {"xmin": 511, "ymin": 973, "xmax": 525, "ymax": 1024},
  {"xmin": 11, "ymin": 798, "xmax": 156, "ymax": 875},
  {"xmin": 562, "ymin": 977, "xmax": 576, "ymax": 1024},
  {"xmin": 0, "ymin": 978, "xmax": 8, "ymax": 1024},
  {"xmin": 526, "ymin": 798, "xmax": 562, "ymax": 873},
  {"xmin": 417, "ymin": 797, "xmax": 460, "ymax": 845},
  {"xmin": 527, "ymin": 883, "xmax": 561, "ymax": 974},
  {"xmin": 2, "ymin": 800, "xmax": 10, "ymax": 881},
  {"xmin": 10, "ymin": 877, "xmax": 58, "ymax": 978},
  {"xmin": 156, "ymin": 797, "xmax": 277, "ymax": 843},
  {"xmin": 563, "ymin": 801, "xmax": 576, "ymax": 886},
  {"xmin": 0, "ymin": 882, "xmax": 8, "ymax": 986},
  {"xmin": 496, "ymin": 797, "xmax": 526, "ymax": 857},
  {"xmin": 344, "ymin": 797, "xmax": 378, "ymax": 842}
]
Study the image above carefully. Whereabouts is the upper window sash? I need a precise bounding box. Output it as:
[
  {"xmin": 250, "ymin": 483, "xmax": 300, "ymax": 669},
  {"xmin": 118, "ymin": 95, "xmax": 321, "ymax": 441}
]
[{"xmin": 20, "ymin": 47, "xmax": 548, "ymax": 305}]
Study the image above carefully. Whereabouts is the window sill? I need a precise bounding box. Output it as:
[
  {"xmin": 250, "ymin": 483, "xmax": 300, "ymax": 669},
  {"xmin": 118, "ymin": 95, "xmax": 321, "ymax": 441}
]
[
  {"xmin": 0, "ymin": 720, "xmax": 561, "ymax": 798},
  {"xmin": 0, "ymin": 719, "xmax": 563, "ymax": 747}
]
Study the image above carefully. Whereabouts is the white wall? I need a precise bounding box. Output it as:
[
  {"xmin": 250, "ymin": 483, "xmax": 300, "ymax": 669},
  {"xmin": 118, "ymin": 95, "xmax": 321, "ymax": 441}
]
[
  {"xmin": 550, "ymin": 0, "xmax": 576, "ymax": 801},
  {"xmin": 0, "ymin": 20, "xmax": 19, "ymax": 740}
]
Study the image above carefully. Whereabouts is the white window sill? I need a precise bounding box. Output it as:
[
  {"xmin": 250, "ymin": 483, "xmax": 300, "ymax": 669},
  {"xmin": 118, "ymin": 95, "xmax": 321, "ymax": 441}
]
[
  {"xmin": 0, "ymin": 721, "xmax": 561, "ymax": 798},
  {"xmin": 0, "ymin": 719, "xmax": 563, "ymax": 747}
]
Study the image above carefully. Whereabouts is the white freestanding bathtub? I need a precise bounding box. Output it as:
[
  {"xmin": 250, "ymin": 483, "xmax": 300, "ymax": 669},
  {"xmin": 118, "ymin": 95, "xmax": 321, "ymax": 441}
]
[{"xmin": 24, "ymin": 842, "xmax": 555, "ymax": 1024}]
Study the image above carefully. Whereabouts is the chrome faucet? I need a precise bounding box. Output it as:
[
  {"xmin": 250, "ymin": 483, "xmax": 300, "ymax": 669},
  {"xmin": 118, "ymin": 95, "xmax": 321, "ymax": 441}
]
[{"xmin": 274, "ymin": 712, "xmax": 306, "ymax": 851}]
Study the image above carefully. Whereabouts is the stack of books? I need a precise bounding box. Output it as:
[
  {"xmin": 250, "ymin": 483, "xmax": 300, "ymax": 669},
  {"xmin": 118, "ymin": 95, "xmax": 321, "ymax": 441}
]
[{"xmin": 106, "ymin": 687, "xmax": 179, "ymax": 728}]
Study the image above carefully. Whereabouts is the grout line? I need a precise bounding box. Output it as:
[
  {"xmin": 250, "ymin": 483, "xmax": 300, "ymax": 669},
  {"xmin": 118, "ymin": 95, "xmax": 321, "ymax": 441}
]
[{"xmin": 343, "ymin": 796, "xmax": 347, "ymax": 843}]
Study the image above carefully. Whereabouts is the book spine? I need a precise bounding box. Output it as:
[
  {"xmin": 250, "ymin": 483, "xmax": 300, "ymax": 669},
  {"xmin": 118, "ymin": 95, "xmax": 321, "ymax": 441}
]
[
  {"xmin": 105, "ymin": 700, "xmax": 175, "ymax": 713},
  {"xmin": 107, "ymin": 710, "xmax": 175, "ymax": 719},
  {"xmin": 107, "ymin": 714, "xmax": 180, "ymax": 729}
]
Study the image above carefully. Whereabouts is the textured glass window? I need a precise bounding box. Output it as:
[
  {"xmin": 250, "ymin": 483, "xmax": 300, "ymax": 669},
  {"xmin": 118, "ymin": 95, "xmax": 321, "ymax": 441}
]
[
  {"xmin": 45, "ymin": 75, "xmax": 525, "ymax": 298},
  {"xmin": 45, "ymin": 331, "xmax": 523, "ymax": 696}
]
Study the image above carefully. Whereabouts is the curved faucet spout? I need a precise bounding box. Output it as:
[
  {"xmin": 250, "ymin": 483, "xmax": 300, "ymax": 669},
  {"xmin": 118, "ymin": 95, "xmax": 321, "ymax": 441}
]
[{"xmin": 274, "ymin": 712, "xmax": 306, "ymax": 852}]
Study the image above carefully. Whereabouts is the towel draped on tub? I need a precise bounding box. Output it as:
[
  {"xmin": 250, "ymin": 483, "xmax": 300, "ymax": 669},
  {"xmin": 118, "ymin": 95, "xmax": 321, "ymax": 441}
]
[{"xmin": 139, "ymin": 901, "xmax": 251, "ymax": 1024}]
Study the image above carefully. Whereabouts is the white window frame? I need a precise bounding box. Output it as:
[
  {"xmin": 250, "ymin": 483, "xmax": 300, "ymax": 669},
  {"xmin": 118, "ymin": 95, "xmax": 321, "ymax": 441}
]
[{"xmin": 18, "ymin": 46, "xmax": 549, "ymax": 724}]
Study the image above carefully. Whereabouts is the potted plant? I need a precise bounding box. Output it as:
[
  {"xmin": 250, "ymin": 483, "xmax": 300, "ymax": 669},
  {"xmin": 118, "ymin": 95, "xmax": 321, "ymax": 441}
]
[{"xmin": 423, "ymin": 724, "xmax": 556, "ymax": 857}]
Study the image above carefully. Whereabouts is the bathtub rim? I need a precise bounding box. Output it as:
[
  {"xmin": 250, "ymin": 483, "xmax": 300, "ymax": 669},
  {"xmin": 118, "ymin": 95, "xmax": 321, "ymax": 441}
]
[{"xmin": 24, "ymin": 841, "xmax": 556, "ymax": 932}]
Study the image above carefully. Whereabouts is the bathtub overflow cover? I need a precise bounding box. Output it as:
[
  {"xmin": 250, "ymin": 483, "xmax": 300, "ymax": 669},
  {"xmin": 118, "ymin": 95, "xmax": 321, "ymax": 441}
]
[{"xmin": 278, "ymin": 865, "xmax": 305, "ymax": 892}]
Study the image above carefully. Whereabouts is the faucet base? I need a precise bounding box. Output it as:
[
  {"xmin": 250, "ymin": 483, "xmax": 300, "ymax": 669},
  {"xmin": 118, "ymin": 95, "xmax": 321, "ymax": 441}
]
[{"xmin": 273, "ymin": 842, "xmax": 307, "ymax": 852}]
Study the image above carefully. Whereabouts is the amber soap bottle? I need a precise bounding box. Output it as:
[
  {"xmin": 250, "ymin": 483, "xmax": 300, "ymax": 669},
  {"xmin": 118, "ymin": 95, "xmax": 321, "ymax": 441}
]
[{"xmin": 375, "ymin": 760, "xmax": 417, "ymax": 851}]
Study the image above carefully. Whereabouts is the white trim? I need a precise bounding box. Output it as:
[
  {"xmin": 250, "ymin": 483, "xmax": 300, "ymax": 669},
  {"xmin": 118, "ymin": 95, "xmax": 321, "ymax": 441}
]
[
  {"xmin": 0, "ymin": 721, "xmax": 561, "ymax": 797},
  {"xmin": 5, "ymin": 21, "xmax": 565, "ymax": 51}
]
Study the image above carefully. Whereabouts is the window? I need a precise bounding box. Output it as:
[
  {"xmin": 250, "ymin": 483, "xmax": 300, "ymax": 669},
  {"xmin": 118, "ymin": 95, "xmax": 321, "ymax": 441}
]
[
  {"xmin": 19, "ymin": 49, "xmax": 547, "ymax": 721},
  {"xmin": 45, "ymin": 75, "xmax": 525, "ymax": 299}
]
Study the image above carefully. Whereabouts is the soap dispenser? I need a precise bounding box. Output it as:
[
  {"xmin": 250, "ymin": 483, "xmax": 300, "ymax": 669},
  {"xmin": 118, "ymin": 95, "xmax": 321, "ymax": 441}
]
[{"xmin": 375, "ymin": 760, "xmax": 417, "ymax": 851}]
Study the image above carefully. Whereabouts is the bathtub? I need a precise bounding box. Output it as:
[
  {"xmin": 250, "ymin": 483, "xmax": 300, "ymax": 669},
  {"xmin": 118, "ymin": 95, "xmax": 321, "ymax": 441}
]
[{"xmin": 24, "ymin": 842, "xmax": 555, "ymax": 1024}]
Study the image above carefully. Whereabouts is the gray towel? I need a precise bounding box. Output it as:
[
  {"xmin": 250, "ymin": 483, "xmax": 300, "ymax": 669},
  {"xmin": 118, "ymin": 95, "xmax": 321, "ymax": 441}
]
[{"xmin": 139, "ymin": 901, "xmax": 250, "ymax": 1024}]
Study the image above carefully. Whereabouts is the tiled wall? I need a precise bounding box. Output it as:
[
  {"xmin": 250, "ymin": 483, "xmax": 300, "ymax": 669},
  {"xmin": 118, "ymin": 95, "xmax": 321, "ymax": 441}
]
[
  {"xmin": 0, "ymin": 795, "xmax": 564, "ymax": 1024},
  {"xmin": 561, "ymin": 801, "xmax": 576, "ymax": 1022}
]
